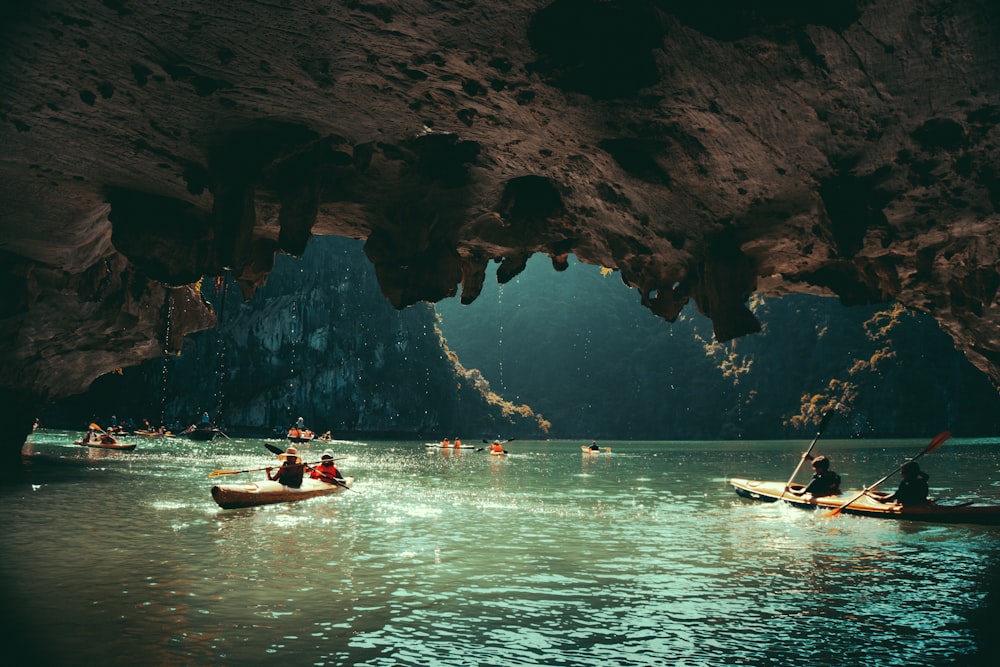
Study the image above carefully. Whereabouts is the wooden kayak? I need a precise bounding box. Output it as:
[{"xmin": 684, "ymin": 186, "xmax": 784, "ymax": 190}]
[
  {"xmin": 211, "ymin": 476, "xmax": 355, "ymax": 509},
  {"xmin": 730, "ymin": 478, "xmax": 1000, "ymax": 525},
  {"xmin": 581, "ymin": 445, "xmax": 610, "ymax": 453},
  {"xmin": 75, "ymin": 439, "xmax": 136, "ymax": 451}
]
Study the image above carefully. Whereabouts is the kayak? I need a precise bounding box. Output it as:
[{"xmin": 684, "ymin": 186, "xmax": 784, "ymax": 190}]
[
  {"xmin": 489, "ymin": 449, "xmax": 506, "ymax": 456},
  {"xmin": 185, "ymin": 427, "xmax": 221, "ymax": 441},
  {"xmin": 75, "ymin": 439, "xmax": 137, "ymax": 451},
  {"xmin": 211, "ymin": 476, "xmax": 355, "ymax": 509},
  {"xmin": 581, "ymin": 446, "xmax": 610, "ymax": 453},
  {"xmin": 730, "ymin": 478, "xmax": 1000, "ymax": 525},
  {"xmin": 425, "ymin": 443, "xmax": 477, "ymax": 449}
]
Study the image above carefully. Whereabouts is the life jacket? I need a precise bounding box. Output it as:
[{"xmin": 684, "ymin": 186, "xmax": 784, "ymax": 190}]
[{"xmin": 311, "ymin": 462, "xmax": 342, "ymax": 483}]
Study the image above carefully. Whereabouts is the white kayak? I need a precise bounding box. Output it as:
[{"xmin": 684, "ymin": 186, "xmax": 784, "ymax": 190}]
[{"xmin": 211, "ymin": 476, "xmax": 355, "ymax": 509}]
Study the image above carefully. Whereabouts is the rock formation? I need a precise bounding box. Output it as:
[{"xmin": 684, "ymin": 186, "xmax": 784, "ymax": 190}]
[
  {"xmin": 3, "ymin": 1, "xmax": 999, "ymax": 454},
  {"xmin": 44, "ymin": 236, "xmax": 547, "ymax": 438}
]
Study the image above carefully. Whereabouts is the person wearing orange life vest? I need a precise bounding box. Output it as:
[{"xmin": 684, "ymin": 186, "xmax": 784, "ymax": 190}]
[
  {"xmin": 310, "ymin": 449, "xmax": 344, "ymax": 484},
  {"xmin": 490, "ymin": 441, "xmax": 505, "ymax": 454}
]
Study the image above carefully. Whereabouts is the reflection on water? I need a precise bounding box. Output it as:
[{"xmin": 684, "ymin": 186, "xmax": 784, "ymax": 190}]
[{"xmin": 3, "ymin": 433, "xmax": 1000, "ymax": 665}]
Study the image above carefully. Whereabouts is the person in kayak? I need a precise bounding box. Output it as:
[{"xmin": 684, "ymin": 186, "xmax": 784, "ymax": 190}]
[
  {"xmin": 491, "ymin": 441, "xmax": 505, "ymax": 454},
  {"xmin": 310, "ymin": 449, "xmax": 344, "ymax": 485},
  {"xmin": 589, "ymin": 441, "xmax": 600, "ymax": 451},
  {"xmin": 868, "ymin": 461, "xmax": 930, "ymax": 506},
  {"xmin": 267, "ymin": 446, "xmax": 305, "ymax": 488},
  {"xmin": 787, "ymin": 455, "xmax": 841, "ymax": 497}
]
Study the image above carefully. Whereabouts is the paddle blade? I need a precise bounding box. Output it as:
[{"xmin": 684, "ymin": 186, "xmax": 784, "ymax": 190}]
[
  {"xmin": 924, "ymin": 430, "xmax": 951, "ymax": 454},
  {"xmin": 264, "ymin": 442, "xmax": 285, "ymax": 455},
  {"xmin": 90, "ymin": 422, "xmax": 103, "ymax": 431},
  {"xmin": 208, "ymin": 469, "xmax": 240, "ymax": 478}
]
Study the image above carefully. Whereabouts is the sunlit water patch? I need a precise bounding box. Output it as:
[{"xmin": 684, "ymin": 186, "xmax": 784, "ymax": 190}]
[{"xmin": 4, "ymin": 434, "xmax": 1000, "ymax": 665}]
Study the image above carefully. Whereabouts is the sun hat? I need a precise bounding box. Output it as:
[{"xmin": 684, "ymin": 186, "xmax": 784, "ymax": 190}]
[
  {"xmin": 278, "ymin": 446, "xmax": 300, "ymax": 461},
  {"xmin": 321, "ymin": 449, "xmax": 334, "ymax": 459}
]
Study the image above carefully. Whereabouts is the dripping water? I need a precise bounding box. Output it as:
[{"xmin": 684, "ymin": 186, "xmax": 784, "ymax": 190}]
[
  {"xmin": 160, "ymin": 289, "xmax": 174, "ymax": 428},
  {"xmin": 497, "ymin": 282, "xmax": 505, "ymax": 393},
  {"xmin": 213, "ymin": 275, "xmax": 229, "ymax": 428}
]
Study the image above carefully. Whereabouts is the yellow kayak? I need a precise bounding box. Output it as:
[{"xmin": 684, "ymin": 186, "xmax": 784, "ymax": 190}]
[{"xmin": 730, "ymin": 478, "xmax": 1000, "ymax": 525}]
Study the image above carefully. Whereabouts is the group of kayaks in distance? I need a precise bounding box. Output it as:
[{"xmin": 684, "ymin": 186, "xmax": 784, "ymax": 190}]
[
  {"xmin": 70, "ymin": 414, "xmax": 349, "ymax": 447},
  {"xmin": 424, "ymin": 437, "xmax": 520, "ymax": 455}
]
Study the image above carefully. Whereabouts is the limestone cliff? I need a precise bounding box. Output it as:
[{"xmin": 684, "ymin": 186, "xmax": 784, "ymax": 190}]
[
  {"xmin": 45, "ymin": 236, "xmax": 546, "ymax": 437},
  {"xmin": 3, "ymin": 1, "xmax": 1000, "ymax": 453}
]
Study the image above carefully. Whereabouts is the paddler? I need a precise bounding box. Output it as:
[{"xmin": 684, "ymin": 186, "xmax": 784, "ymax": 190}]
[
  {"xmin": 868, "ymin": 461, "xmax": 930, "ymax": 506},
  {"xmin": 266, "ymin": 446, "xmax": 305, "ymax": 488},
  {"xmin": 310, "ymin": 449, "xmax": 344, "ymax": 485},
  {"xmin": 490, "ymin": 440, "xmax": 505, "ymax": 454},
  {"xmin": 787, "ymin": 455, "xmax": 841, "ymax": 498}
]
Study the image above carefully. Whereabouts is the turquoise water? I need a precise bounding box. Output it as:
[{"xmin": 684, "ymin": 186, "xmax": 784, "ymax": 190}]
[{"xmin": 4, "ymin": 432, "xmax": 1000, "ymax": 666}]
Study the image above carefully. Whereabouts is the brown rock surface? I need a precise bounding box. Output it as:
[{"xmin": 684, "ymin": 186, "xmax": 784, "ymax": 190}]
[{"xmin": 2, "ymin": 1, "xmax": 999, "ymax": 451}]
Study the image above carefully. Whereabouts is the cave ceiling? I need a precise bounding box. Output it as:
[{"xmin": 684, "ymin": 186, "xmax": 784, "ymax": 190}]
[{"xmin": 2, "ymin": 0, "xmax": 1000, "ymax": 430}]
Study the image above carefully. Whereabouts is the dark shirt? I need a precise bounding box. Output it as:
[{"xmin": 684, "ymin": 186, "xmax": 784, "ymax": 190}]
[
  {"xmin": 269, "ymin": 462, "xmax": 305, "ymax": 488},
  {"xmin": 803, "ymin": 470, "xmax": 841, "ymax": 497},
  {"xmin": 891, "ymin": 473, "xmax": 930, "ymax": 506}
]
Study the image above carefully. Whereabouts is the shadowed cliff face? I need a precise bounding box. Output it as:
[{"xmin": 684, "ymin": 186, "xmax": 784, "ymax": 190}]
[{"xmin": 2, "ymin": 1, "xmax": 1000, "ymax": 450}]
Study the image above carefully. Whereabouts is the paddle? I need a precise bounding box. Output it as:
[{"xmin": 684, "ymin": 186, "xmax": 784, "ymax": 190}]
[
  {"xmin": 779, "ymin": 411, "xmax": 833, "ymax": 500},
  {"xmin": 207, "ymin": 458, "xmax": 349, "ymax": 478},
  {"xmin": 264, "ymin": 442, "xmax": 293, "ymax": 455},
  {"xmin": 263, "ymin": 442, "xmax": 355, "ymax": 492},
  {"xmin": 822, "ymin": 430, "xmax": 951, "ymax": 518}
]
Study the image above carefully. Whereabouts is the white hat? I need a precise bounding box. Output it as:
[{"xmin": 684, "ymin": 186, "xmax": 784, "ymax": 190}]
[{"xmin": 321, "ymin": 449, "xmax": 334, "ymax": 459}]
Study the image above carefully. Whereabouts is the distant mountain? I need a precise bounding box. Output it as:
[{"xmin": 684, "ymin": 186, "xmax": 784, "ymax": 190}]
[{"xmin": 435, "ymin": 255, "xmax": 1000, "ymax": 439}]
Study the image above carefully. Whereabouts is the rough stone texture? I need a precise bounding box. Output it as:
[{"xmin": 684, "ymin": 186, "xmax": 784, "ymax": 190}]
[{"xmin": 2, "ymin": 1, "xmax": 1000, "ymax": 451}]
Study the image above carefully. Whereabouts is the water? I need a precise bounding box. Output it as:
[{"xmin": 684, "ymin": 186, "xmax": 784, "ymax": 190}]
[{"xmin": 5, "ymin": 433, "xmax": 1000, "ymax": 666}]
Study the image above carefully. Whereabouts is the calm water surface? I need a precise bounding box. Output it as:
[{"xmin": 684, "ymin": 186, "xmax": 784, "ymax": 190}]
[{"xmin": 4, "ymin": 433, "xmax": 1000, "ymax": 666}]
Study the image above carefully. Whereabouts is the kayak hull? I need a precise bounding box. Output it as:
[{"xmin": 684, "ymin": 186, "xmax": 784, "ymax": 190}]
[
  {"xmin": 211, "ymin": 476, "xmax": 354, "ymax": 510},
  {"xmin": 75, "ymin": 440, "xmax": 137, "ymax": 451},
  {"xmin": 730, "ymin": 478, "xmax": 1000, "ymax": 525},
  {"xmin": 425, "ymin": 443, "xmax": 476, "ymax": 450}
]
